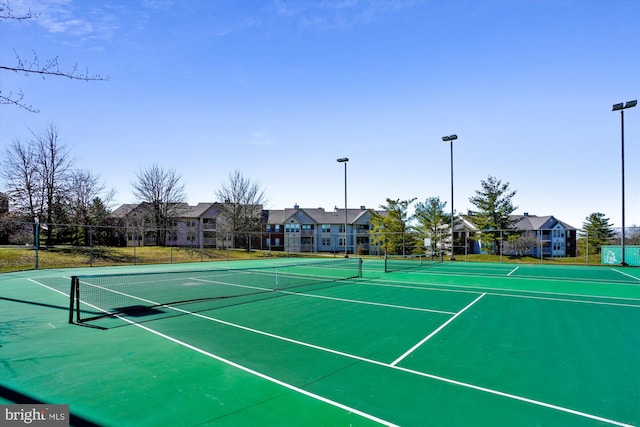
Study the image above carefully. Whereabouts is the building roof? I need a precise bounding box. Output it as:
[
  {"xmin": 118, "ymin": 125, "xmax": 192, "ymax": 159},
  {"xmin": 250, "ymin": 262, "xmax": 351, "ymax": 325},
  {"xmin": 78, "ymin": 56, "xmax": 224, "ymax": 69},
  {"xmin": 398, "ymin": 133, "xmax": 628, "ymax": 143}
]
[
  {"xmin": 110, "ymin": 204, "xmax": 139, "ymax": 218},
  {"xmin": 177, "ymin": 202, "xmax": 218, "ymax": 218},
  {"xmin": 267, "ymin": 206, "xmax": 384, "ymax": 225},
  {"xmin": 459, "ymin": 213, "xmax": 576, "ymax": 231},
  {"xmin": 511, "ymin": 214, "xmax": 576, "ymax": 230}
]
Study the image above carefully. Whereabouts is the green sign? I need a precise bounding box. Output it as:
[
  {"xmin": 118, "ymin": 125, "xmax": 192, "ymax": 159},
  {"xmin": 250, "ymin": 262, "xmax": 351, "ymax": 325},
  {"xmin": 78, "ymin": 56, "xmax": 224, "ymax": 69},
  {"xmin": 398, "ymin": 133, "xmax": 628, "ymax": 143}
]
[{"xmin": 601, "ymin": 246, "xmax": 640, "ymax": 266}]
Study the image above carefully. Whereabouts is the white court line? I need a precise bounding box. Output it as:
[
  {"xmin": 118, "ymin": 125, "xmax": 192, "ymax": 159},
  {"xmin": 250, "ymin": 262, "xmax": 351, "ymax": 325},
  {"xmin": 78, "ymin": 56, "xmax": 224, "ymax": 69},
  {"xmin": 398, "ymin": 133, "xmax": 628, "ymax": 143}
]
[
  {"xmin": 391, "ymin": 364, "xmax": 635, "ymax": 427},
  {"xmin": 27, "ymin": 277, "xmax": 635, "ymax": 427},
  {"xmin": 277, "ymin": 290, "xmax": 456, "ymax": 315},
  {"xmin": 27, "ymin": 277, "xmax": 70, "ymax": 297},
  {"xmin": 390, "ymin": 293, "xmax": 486, "ymax": 366},
  {"xmin": 409, "ymin": 268, "xmax": 640, "ymax": 286},
  {"xmin": 365, "ymin": 279, "xmax": 640, "ymax": 306},
  {"xmin": 611, "ymin": 268, "xmax": 640, "ymax": 282},
  {"xmin": 507, "ymin": 266, "xmax": 520, "ymax": 276}
]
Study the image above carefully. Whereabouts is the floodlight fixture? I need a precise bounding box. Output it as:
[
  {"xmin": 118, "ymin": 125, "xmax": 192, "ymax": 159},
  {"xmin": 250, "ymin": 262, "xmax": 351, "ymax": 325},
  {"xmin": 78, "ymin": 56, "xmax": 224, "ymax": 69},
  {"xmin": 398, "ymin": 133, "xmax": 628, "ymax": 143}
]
[
  {"xmin": 442, "ymin": 134, "xmax": 459, "ymax": 260},
  {"xmin": 337, "ymin": 157, "xmax": 349, "ymax": 163},
  {"xmin": 612, "ymin": 103, "xmax": 624, "ymax": 111},
  {"xmin": 625, "ymin": 100, "xmax": 638, "ymax": 109}
]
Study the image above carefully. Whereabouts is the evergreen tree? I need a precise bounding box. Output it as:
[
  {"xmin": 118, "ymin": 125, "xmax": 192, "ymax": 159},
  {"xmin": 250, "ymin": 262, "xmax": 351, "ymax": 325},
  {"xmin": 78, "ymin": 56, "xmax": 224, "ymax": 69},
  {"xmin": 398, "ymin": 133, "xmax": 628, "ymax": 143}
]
[
  {"xmin": 414, "ymin": 196, "xmax": 449, "ymax": 255},
  {"xmin": 579, "ymin": 212, "xmax": 615, "ymax": 254},
  {"xmin": 468, "ymin": 175, "xmax": 518, "ymax": 254}
]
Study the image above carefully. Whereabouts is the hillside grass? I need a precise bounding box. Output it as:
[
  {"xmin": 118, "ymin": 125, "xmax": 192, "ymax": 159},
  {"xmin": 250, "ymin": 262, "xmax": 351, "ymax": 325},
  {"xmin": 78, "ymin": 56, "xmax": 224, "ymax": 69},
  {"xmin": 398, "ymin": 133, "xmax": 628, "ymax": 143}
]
[
  {"xmin": 0, "ymin": 245, "xmax": 606, "ymax": 273},
  {"xmin": 0, "ymin": 246, "xmax": 278, "ymax": 273}
]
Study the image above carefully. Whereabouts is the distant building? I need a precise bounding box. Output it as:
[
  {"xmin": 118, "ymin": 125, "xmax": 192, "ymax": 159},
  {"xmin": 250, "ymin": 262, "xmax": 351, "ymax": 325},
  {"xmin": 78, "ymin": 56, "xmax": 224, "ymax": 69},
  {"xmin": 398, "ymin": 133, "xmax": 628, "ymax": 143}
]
[
  {"xmin": 109, "ymin": 202, "xmax": 227, "ymax": 248},
  {"xmin": 456, "ymin": 212, "xmax": 577, "ymax": 257},
  {"xmin": 264, "ymin": 204, "xmax": 386, "ymax": 255},
  {"xmin": 108, "ymin": 202, "xmax": 577, "ymax": 258}
]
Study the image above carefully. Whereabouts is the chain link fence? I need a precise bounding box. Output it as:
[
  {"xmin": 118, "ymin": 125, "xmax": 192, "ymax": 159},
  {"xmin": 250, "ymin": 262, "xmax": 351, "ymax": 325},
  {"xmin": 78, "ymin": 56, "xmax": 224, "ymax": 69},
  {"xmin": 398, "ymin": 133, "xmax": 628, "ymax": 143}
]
[{"xmin": 1, "ymin": 220, "xmax": 639, "ymax": 272}]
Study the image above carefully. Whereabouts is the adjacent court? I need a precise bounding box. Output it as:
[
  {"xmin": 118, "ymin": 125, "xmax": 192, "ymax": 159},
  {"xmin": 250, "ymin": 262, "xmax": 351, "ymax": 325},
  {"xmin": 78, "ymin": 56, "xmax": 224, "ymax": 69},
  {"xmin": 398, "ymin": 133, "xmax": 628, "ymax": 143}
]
[{"xmin": 1, "ymin": 259, "xmax": 639, "ymax": 426}]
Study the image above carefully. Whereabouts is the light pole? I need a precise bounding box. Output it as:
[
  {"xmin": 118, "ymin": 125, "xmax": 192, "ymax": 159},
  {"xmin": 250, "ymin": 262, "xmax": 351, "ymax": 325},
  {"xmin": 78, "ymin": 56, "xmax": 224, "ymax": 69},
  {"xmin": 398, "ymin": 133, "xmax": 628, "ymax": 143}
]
[
  {"xmin": 337, "ymin": 157, "xmax": 349, "ymax": 257},
  {"xmin": 612, "ymin": 100, "xmax": 637, "ymax": 266},
  {"xmin": 442, "ymin": 134, "xmax": 458, "ymax": 260}
]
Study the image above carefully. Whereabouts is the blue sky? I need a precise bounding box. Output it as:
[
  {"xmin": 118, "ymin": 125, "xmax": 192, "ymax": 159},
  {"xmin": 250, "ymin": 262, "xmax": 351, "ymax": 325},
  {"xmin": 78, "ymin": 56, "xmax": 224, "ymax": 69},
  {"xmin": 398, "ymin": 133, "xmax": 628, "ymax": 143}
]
[{"xmin": 1, "ymin": 0, "xmax": 639, "ymax": 229}]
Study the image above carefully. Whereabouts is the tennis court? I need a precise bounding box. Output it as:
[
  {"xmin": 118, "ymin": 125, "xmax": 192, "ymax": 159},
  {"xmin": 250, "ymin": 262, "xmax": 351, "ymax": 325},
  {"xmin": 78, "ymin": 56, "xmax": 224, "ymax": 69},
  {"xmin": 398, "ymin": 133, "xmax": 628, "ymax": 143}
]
[{"xmin": 1, "ymin": 259, "xmax": 639, "ymax": 426}]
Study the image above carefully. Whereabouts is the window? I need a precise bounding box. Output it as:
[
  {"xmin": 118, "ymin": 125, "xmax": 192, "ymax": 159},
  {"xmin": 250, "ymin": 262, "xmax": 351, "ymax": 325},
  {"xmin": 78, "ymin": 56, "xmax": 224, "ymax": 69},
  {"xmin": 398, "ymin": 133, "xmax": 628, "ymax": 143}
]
[
  {"xmin": 275, "ymin": 225, "xmax": 281, "ymax": 232},
  {"xmin": 285, "ymin": 223, "xmax": 300, "ymax": 233},
  {"xmin": 302, "ymin": 224, "xmax": 314, "ymax": 231},
  {"xmin": 266, "ymin": 225, "xmax": 272, "ymax": 232},
  {"xmin": 322, "ymin": 238, "xmax": 331, "ymax": 246},
  {"xmin": 321, "ymin": 224, "xmax": 331, "ymax": 233}
]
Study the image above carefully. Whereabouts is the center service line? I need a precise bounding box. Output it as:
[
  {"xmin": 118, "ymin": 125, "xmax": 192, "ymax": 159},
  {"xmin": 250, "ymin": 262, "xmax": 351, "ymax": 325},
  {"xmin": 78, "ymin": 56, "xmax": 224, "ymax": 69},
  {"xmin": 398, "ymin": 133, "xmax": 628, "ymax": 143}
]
[
  {"xmin": 390, "ymin": 293, "xmax": 486, "ymax": 367},
  {"xmin": 507, "ymin": 266, "xmax": 520, "ymax": 276}
]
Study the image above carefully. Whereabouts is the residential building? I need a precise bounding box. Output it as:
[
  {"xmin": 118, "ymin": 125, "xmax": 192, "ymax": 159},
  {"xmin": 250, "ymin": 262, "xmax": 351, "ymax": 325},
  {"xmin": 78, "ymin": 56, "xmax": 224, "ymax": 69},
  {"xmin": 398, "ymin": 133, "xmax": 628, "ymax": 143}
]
[
  {"xmin": 455, "ymin": 212, "xmax": 577, "ymax": 257},
  {"xmin": 264, "ymin": 205, "xmax": 385, "ymax": 255},
  {"xmin": 108, "ymin": 202, "xmax": 576, "ymax": 258},
  {"xmin": 109, "ymin": 202, "xmax": 227, "ymax": 248}
]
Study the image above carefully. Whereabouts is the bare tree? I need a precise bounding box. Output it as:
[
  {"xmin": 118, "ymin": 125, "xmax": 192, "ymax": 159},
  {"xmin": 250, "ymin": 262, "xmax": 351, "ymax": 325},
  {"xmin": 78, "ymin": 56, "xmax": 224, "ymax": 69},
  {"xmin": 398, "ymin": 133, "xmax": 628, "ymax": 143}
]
[
  {"xmin": 1, "ymin": 124, "xmax": 73, "ymax": 244},
  {"xmin": 68, "ymin": 169, "xmax": 115, "ymax": 242},
  {"xmin": 0, "ymin": 1, "xmax": 108, "ymax": 112},
  {"xmin": 36, "ymin": 125, "xmax": 73, "ymax": 242},
  {"xmin": 1, "ymin": 138, "xmax": 41, "ymax": 220},
  {"xmin": 215, "ymin": 170, "xmax": 267, "ymax": 250},
  {"xmin": 131, "ymin": 164, "xmax": 187, "ymax": 246}
]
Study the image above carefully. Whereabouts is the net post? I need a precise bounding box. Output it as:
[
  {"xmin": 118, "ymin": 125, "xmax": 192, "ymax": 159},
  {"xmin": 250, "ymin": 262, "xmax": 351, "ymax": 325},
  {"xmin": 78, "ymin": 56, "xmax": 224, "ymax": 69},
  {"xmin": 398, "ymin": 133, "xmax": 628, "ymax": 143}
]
[
  {"xmin": 69, "ymin": 276, "xmax": 78, "ymax": 324},
  {"xmin": 75, "ymin": 277, "xmax": 81, "ymax": 323},
  {"xmin": 358, "ymin": 258, "xmax": 363, "ymax": 278},
  {"xmin": 384, "ymin": 252, "xmax": 389, "ymax": 273}
]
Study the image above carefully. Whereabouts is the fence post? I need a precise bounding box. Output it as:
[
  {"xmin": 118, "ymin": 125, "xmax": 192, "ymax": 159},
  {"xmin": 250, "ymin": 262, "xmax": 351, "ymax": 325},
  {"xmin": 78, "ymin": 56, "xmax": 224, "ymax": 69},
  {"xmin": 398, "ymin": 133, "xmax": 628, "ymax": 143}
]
[
  {"xmin": 89, "ymin": 225, "xmax": 93, "ymax": 267},
  {"xmin": 33, "ymin": 219, "xmax": 39, "ymax": 270},
  {"xmin": 586, "ymin": 230, "xmax": 589, "ymax": 265}
]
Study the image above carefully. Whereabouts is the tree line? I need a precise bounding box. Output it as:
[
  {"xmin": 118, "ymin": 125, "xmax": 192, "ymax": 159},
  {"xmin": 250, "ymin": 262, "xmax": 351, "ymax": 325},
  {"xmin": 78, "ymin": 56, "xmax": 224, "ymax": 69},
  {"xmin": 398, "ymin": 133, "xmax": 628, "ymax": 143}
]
[
  {"xmin": 0, "ymin": 123, "xmax": 268, "ymax": 248},
  {"xmin": 368, "ymin": 176, "xmax": 631, "ymax": 257},
  {"xmin": 2, "ymin": 123, "xmax": 632, "ymax": 256}
]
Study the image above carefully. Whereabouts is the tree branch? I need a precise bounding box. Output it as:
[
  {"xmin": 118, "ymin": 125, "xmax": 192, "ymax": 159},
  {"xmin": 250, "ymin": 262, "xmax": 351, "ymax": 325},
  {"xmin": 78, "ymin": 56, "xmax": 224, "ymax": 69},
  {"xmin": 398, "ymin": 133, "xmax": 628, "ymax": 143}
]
[{"xmin": 0, "ymin": 90, "xmax": 39, "ymax": 112}]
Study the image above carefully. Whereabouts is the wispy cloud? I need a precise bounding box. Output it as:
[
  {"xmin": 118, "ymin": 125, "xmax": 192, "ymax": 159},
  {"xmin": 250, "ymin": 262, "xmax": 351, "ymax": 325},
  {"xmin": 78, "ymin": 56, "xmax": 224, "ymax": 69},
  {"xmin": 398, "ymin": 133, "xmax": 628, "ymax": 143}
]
[
  {"xmin": 271, "ymin": 0, "xmax": 422, "ymax": 31},
  {"xmin": 9, "ymin": 0, "xmax": 121, "ymax": 43},
  {"xmin": 247, "ymin": 131, "xmax": 274, "ymax": 147}
]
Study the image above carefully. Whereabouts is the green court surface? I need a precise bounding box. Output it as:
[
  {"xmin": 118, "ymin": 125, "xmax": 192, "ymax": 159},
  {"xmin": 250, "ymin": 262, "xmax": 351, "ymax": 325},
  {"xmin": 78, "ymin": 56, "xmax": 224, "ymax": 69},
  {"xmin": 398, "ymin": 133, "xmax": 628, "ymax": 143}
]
[{"xmin": 1, "ymin": 259, "xmax": 639, "ymax": 426}]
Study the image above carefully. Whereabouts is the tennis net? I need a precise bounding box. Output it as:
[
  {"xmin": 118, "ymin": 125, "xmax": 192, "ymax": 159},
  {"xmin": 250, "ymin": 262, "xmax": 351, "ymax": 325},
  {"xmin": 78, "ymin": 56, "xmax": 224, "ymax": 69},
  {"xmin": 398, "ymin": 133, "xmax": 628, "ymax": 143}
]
[
  {"xmin": 69, "ymin": 258, "xmax": 362, "ymax": 323},
  {"xmin": 384, "ymin": 254, "xmax": 441, "ymax": 273}
]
